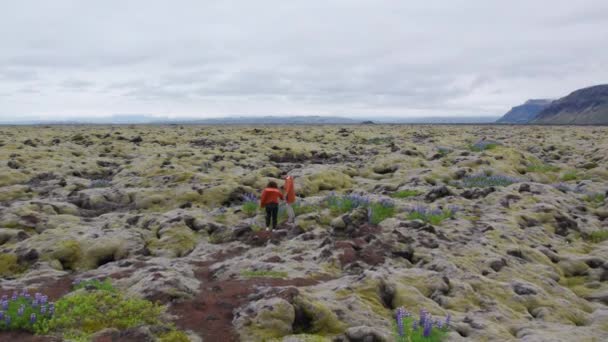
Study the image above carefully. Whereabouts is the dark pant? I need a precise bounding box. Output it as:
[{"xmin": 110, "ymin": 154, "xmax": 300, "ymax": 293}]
[{"xmin": 265, "ymin": 203, "xmax": 279, "ymax": 229}]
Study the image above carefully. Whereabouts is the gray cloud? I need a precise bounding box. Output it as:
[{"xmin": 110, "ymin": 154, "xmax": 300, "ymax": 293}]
[{"xmin": 1, "ymin": 0, "xmax": 607, "ymax": 119}]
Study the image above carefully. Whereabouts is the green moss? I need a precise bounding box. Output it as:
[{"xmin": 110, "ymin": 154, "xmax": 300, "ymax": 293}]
[
  {"xmin": 135, "ymin": 194, "xmax": 167, "ymax": 210},
  {"xmin": 208, "ymin": 229, "xmax": 233, "ymax": 244},
  {"xmin": 0, "ymin": 185, "xmax": 31, "ymax": 202},
  {"xmin": 148, "ymin": 225, "xmax": 197, "ymax": 257},
  {"xmin": 301, "ymin": 171, "xmax": 352, "ymax": 196},
  {"xmin": 583, "ymin": 193, "xmax": 606, "ymax": 207},
  {"xmin": 585, "ymin": 230, "xmax": 608, "ymax": 243},
  {"xmin": 0, "ymin": 170, "xmax": 29, "ymax": 187},
  {"xmin": 0, "ymin": 253, "xmax": 24, "ymax": 277},
  {"xmin": 293, "ymin": 297, "xmax": 345, "ymax": 335},
  {"xmin": 48, "ymin": 240, "xmax": 82, "ymax": 270},
  {"xmin": 353, "ymin": 281, "xmax": 391, "ymax": 316},
  {"xmin": 525, "ymin": 163, "xmax": 560, "ymax": 173}
]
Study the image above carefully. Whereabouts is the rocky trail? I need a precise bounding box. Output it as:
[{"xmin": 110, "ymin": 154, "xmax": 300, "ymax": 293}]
[{"xmin": 170, "ymin": 241, "xmax": 330, "ymax": 342}]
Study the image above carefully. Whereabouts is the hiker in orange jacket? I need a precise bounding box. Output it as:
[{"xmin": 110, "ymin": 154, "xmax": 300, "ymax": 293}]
[
  {"xmin": 283, "ymin": 175, "xmax": 296, "ymax": 224},
  {"xmin": 260, "ymin": 181, "xmax": 283, "ymax": 230}
]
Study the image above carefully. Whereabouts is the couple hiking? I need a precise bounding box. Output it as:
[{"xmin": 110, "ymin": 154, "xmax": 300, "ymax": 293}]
[{"xmin": 259, "ymin": 175, "xmax": 295, "ymax": 231}]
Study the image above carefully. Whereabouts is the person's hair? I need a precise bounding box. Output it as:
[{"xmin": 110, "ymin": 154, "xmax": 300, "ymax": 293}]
[{"xmin": 267, "ymin": 181, "xmax": 278, "ymax": 188}]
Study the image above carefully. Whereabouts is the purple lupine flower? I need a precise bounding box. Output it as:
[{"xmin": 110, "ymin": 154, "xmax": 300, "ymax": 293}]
[
  {"xmin": 0, "ymin": 311, "xmax": 4, "ymax": 320},
  {"xmin": 395, "ymin": 307, "xmax": 407, "ymax": 337},
  {"xmin": 419, "ymin": 308, "xmax": 428, "ymax": 326},
  {"xmin": 445, "ymin": 313, "xmax": 451, "ymax": 328},
  {"xmin": 30, "ymin": 313, "xmax": 36, "ymax": 324},
  {"xmin": 412, "ymin": 320, "xmax": 418, "ymax": 331},
  {"xmin": 11, "ymin": 292, "xmax": 18, "ymax": 301},
  {"xmin": 1, "ymin": 295, "xmax": 7, "ymax": 301},
  {"xmin": 1, "ymin": 300, "xmax": 8, "ymax": 310},
  {"xmin": 40, "ymin": 305, "xmax": 47, "ymax": 314},
  {"xmin": 17, "ymin": 305, "xmax": 25, "ymax": 316},
  {"xmin": 423, "ymin": 320, "xmax": 432, "ymax": 337}
]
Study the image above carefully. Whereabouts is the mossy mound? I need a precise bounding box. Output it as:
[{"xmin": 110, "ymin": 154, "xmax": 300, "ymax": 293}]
[
  {"xmin": 148, "ymin": 223, "xmax": 197, "ymax": 258},
  {"xmin": 299, "ymin": 171, "xmax": 352, "ymax": 196}
]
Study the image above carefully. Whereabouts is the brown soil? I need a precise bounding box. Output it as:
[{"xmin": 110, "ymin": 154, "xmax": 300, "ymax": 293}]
[
  {"xmin": 169, "ymin": 248, "xmax": 328, "ymax": 342},
  {"xmin": 0, "ymin": 331, "xmax": 60, "ymax": 342}
]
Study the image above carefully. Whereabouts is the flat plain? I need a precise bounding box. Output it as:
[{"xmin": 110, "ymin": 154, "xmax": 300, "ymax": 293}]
[{"xmin": 1, "ymin": 124, "xmax": 608, "ymax": 341}]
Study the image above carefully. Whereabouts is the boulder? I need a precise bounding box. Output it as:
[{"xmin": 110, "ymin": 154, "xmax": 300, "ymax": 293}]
[{"xmin": 425, "ymin": 186, "xmax": 453, "ymax": 202}]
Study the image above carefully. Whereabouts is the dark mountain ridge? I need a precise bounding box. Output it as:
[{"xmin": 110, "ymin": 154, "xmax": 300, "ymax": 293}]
[{"xmin": 532, "ymin": 84, "xmax": 608, "ymax": 124}]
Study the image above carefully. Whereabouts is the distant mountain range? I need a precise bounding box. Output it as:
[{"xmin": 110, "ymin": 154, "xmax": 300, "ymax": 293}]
[
  {"xmin": 0, "ymin": 115, "xmax": 500, "ymax": 125},
  {"xmin": 496, "ymin": 99, "xmax": 553, "ymax": 124},
  {"xmin": 497, "ymin": 84, "xmax": 608, "ymax": 125}
]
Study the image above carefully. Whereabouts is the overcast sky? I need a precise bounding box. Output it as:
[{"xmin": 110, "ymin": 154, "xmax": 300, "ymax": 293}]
[{"xmin": 1, "ymin": 0, "xmax": 607, "ymax": 120}]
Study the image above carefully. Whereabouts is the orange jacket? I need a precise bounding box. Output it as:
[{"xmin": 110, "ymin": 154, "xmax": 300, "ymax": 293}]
[
  {"xmin": 260, "ymin": 188, "xmax": 283, "ymax": 207},
  {"xmin": 284, "ymin": 176, "xmax": 296, "ymax": 204}
]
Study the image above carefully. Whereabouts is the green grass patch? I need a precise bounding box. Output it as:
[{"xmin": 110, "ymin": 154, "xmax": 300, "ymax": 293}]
[
  {"xmin": 585, "ymin": 230, "xmax": 608, "ymax": 243},
  {"xmin": 369, "ymin": 202, "xmax": 396, "ymax": 225},
  {"xmin": 561, "ymin": 171, "xmax": 578, "ymax": 181},
  {"xmin": 242, "ymin": 201, "xmax": 258, "ymax": 217},
  {"xmin": 584, "ymin": 193, "xmax": 605, "ymax": 207},
  {"xmin": 241, "ymin": 270, "xmax": 288, "ymax": 279},
  {"xmin": 391, "ymin": 190, "xmax": 422, "ymax": 199},
  {"xmin": 407, "ymin": 208, "xmax": 454, "ymax": 225},
  {"xmin": 469, "ymin": 142, "xmax": 499, "ymax": 152},
  {"xmin": 526, "ymin": 163, "xmax": 560, "ymax": 173}
]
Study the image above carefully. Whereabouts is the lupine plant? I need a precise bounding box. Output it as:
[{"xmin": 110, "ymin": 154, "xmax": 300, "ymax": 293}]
[
  {"xmin": 394, "ymin": 307, "xmax": 449, "ymax": 342},
  {"xmin": 0, "ymin": 291, "xmax": 54, "ymax": 332},
  {"xmin": 406, "ymin": 205, "xmax": 458, "ymax": 225},
  {"xmin": 325, "ymin": 193, "xmax": 371, "ymax": 214},
  {"xmin": 368, "ymin": 199, "xmax": 396, "ymax": 225},
  {"xmin": 469, "ymin": 140, "xmax": 500, "ymax": 152},
  {"xmin": 324, "ymin": 193, "xmax": 395, "ymax": 224},
  {"xmin": 241, "ymin": 193, "xmax": 258, "ymax": 217},
  {"xmin": 461, "ymin": 173, "xmax": 519, "ymax": 188}
]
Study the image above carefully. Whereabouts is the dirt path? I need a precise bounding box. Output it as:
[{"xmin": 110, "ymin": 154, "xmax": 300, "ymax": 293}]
[{"xmin": 169, "ymin": 247, "xmax": 327, "ymax": 341}]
